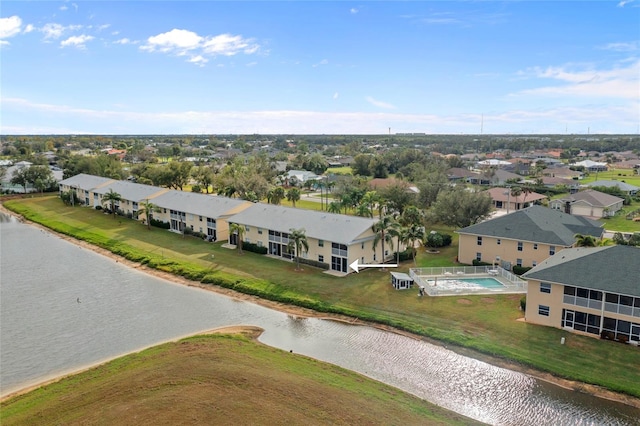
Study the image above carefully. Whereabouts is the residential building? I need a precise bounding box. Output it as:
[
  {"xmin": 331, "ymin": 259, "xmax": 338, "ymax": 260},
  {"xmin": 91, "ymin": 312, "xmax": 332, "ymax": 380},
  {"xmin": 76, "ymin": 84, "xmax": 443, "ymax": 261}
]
[
  {"xmin": 150, "ymin": 190, "xmax": 251, "ymax": 241},
  {"xmin": 523, "ymin": 245, "xmax": 640, "ymax": 344},
  {"xmin": 467, "ymin": 169, "xmax": 522, "ymax": 186},
  {"xmin": 587, "ymin": 180, "xmax": 638, "ymax": 196},
  {"xmin": 572, "ymin": 160, "xmax": 608, "ymax": 172},
  {"xmin": 549, "ymin": 189, "xmax": 624, "ymax": 218},
  {"xmin": 227, "ymin": 203, "xmax": 397, "ymax": 274},
  {"xmin": 484, "ymin": 187, "xmax": 547, "ymax": 213},
  {"xmin": 457, "ymin": 205, "xmax": 603, "ymax": 270}
]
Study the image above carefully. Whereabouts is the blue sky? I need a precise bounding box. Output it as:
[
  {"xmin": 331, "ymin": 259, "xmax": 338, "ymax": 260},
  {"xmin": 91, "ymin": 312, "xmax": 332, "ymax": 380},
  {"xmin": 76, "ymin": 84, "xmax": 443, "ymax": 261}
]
[{"xmin": 1, "ymin": 1, "xmax": 638, "ymax": 135}]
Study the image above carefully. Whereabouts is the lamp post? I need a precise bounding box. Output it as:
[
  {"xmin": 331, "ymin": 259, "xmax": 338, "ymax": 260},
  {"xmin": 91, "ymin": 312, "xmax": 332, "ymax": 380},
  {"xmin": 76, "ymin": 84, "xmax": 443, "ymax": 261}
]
[{"xmin": 504, "ymin": 185, "xmax": 511, "ymax": 214}]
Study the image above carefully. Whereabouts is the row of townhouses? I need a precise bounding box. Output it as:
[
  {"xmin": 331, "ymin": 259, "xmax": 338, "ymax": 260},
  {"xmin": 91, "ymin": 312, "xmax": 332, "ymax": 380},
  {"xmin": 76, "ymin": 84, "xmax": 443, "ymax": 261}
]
[
  {"xmin": 59, "ymin": 174, "xmax": 400, "ymax": 275},
  {"xmin": 60, "ymin": 174, "xmax": 639, "ymax": 343}
]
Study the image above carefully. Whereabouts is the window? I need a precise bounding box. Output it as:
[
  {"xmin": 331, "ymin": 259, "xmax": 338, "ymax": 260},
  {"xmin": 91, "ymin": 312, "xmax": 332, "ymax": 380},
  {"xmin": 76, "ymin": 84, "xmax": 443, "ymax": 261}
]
[
  {"xmin": 533, "ymin": 243, "xmax": 538, "ymax": 250},
  {"xmin": 538, "ymin": 305, "xmax": 550, "ymax": 316},
  {"xmin": 245, "ymin": 226, "xmax": 250, "ymax": 232},
  {"xmin": 532, "ymin": 261, "xmax": 537, "ymax": 267},
  {"xmin": 476, "ymin": 252, "xmax": 482, "ymax": 261},
  {"xmin": 549, "ymin": 246, "xmax": 556, "ymax": 255},
  {"xmin": 318, "ymin": 255, "xmax": 324, "ymax": 262},
  {"xmin": 516, "ymin": 258, "xmax": 523, "ymax": 267},
  {"xmin": 199, "ymin": 216, "xmax": 202, "ymax": 221},
  {"xmin": 477, "ymin": 236, "xmax": 482, "ymax": 246},
  {"xmin": 496, "ymin": 239, "xmax": 501, "ymax": 245},
  {"xmin": 258, "ymin": 228, "xmax": 263, "ymax": 234},
  {"xmin": 257, "ymin": 241, "xmax": 263, "ymax": 247},
  {"xmin": 318, "ymin": 240, "xmax": 324, "ymax": 247},
  {"xmin": 517, "ymin": 242, "xmax": 523, "ymax": 251},
  {"xmin": 540, "ymin": 283, "xmax": 551, "ymax": 294},
  {"xmin": 361, "ymin": 243, "xmax": 364, "ymax": 250}
]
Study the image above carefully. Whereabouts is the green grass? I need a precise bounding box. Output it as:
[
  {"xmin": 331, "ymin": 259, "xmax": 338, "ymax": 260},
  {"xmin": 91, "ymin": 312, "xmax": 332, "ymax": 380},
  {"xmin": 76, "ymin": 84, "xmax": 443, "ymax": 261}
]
[
  {"xmin": 4, "ymin": 195, "xmax": 640, "ymax": 399},
  {"xmin": 581, "ymin": 168, "xmax": 640, "ymax": 187},
  {"xmin": 1, "ymin": 334, "xmax": 480, "ymax": 425},
  {"xmin": 327, "ymin": 166, "xmax": 353, "ymax": 175}
]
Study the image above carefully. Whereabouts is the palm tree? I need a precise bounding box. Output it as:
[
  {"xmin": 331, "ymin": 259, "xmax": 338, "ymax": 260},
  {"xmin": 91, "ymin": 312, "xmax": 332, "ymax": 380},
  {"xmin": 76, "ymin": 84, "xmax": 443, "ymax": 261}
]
[
  {"xmin": 574, "ymin": 233, "xmax": 597, "ymax": 247},
  {"xmin": 287, "ymin": 228, "xmax": 309, "ymax": 271},
  {"xmin": 328, "ymin": 201, "xmax": 342, "ymax": 214},
  {"xmin": 287, "ymin": 188, "xmax": 301, "ymax": 207},
  {"xmin": 102, "ymin": 189, "xmax": 122, "ymax": 218},
  {"xmin": 372, "ymin": 215, "xmax": 396, "ymax": 264},
  {"xmin": 405, "ymin": 224, "xmax": 426, "ymax": 264},
  {"xmin": 388, "ymin": 224, "xmax": 407, "ymax": 265},
  {"xmin": 136, "ymin": 199, "xmax": 161, "ymax": 230},
  {"xmin": 229, "ymin": 223, "xmax": 245, "ymax": 254}
]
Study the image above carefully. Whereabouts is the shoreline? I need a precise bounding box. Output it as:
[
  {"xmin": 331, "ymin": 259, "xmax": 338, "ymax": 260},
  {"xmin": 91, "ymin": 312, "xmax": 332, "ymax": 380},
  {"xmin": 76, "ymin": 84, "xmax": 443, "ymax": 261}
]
[{"xmin": 2, "ymin": 204, "xmax": 639, "ymax": 409}]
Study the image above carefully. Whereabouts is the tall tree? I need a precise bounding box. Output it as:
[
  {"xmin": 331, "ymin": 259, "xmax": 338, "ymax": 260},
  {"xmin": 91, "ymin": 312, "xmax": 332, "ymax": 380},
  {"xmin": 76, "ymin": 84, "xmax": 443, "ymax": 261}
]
[
  {"xmin": 372, "ymin": 215, "xmax": 397, "ymax": 264},
  {"xmin": 574, "ymin": 233, "xmax": 597, "ymax": 247},
  {"xmin": 405, "ymin": 224, "xmax": 426, "ymax": 264},
  {"xmin": 429, "ymin": 187, "xmax": 493, "ymax": 228},
  {"xmin": 286, "ymin": 188, "xmax": 301, "ymax": 207},
  {"xmin": 287, "ymin": 228, "xmax": 309, "ymax": 271},
  {"xmin": 102, "ymin": 189, "xmax": 122, "ymax": 218},
  {"xmin": 136, "ymin": 199, "xmax": 161, "ymax": 230},
  {"xmin": 229, "ymin": 223, "xmax": 245, "ymax": 254}
]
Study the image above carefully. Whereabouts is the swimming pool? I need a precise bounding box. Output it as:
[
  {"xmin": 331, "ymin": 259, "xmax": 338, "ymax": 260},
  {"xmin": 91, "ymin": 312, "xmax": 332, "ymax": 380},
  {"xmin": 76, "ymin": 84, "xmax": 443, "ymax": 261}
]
[{"xmin": 426, "ymin": 277, "xmax": 505, "ymax": 291}]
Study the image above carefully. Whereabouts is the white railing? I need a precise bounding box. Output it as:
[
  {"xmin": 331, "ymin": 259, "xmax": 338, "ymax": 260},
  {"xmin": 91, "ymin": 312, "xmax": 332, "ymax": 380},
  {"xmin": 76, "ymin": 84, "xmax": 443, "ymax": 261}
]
[{"xmin": 409, "ymin": 266, "xmax": 527, "ymax": 297}]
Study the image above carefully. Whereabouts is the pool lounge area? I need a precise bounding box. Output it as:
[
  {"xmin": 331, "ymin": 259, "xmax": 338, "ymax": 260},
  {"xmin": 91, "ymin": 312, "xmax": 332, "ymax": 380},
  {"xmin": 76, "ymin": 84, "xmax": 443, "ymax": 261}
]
[{"xmin": 409, "ymin": 266, "xmax": 527, "ymax": 297}]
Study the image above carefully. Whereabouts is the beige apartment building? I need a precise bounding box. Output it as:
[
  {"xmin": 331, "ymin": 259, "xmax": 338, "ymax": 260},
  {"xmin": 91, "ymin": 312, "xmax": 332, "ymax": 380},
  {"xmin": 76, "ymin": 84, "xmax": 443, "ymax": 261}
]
[
  {"xmin": 227, "ymin": 203, "xmax": 399, "ymax": 275},
  {"xmin": 457, "ymin": 205, "xmax": 603, "ymax": 270},
  {"xmin": 523, "ymin": 245, "xmax": 640, "ymax": 344}
]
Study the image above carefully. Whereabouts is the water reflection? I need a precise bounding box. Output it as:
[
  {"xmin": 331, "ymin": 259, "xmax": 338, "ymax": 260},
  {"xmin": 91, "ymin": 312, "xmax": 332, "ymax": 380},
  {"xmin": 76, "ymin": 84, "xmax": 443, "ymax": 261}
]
[{"xmin": 1, "ymin": 212, "xmax": 638, "ymax": 424}]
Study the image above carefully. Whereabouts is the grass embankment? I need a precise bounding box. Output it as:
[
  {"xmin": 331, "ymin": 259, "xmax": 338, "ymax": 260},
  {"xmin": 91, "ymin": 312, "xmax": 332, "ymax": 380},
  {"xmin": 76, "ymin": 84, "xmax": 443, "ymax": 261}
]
[
  {"xmin": 0, "ymin": 333, "xmax": 481, "ymax": 425},
  {"xmin": 4, "ymin": 195, "xmax": 640, "ymax": 399}
]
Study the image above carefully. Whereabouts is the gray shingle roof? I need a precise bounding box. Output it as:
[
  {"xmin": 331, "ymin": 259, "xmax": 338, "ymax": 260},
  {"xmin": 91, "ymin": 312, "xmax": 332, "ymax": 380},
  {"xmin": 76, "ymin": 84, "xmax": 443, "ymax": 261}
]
[
  {"xmin": 93, "ymin": 180, "xmax": 165, "ymax": 202},
  {"xmin": 228, "ymin": 204, "xmax": 377, "ymax": 245},
  {"xmin": 587, "ymin": 180, "xmax": 639, "ymax": 192},
  {"xmin": 59, "ymin": 173, "xmax": 115, "ymax": 190},
  {"xmin": 557, "ymin": 189, "xmax": 624, "ymax": 208},
  {"xmin": 150, "ymin": 190, "xmax": 250, "ymax": 218},
  {"xmin": 523, "ymin": 245, "xmax": 640, "ymax": 297},
  {"xmin": 457, "ymin": 205, "xmax": 603, "ymax": 246}
]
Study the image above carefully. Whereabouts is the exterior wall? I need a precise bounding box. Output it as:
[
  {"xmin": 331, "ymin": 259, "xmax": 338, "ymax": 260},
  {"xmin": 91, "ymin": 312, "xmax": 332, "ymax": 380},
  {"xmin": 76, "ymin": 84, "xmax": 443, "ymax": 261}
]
[
  {"xmin": 525, "ymin": 280, "xmax": 568, "ymax": 327},
  {"xmin": 458, "ymin": 233, "xmax": 566, "ymax": 268},
  {"xmin": 571, "ymin": 202, "xmax": 603, "ymax": 218},
  {"xmin": 231, "ymin": 224, "xmax": 389, "ymax": 274},
  {"xmin": 525, "ymin": 279, "xmax": 640, "ymax": 343}
]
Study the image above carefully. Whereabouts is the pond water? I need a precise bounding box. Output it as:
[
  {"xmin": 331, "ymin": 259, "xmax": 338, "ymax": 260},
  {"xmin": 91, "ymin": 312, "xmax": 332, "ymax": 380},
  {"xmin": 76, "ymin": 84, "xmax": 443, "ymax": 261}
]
[{"xmin": 1, "ymin": 212, "xmax": 638, "ymax": 424}]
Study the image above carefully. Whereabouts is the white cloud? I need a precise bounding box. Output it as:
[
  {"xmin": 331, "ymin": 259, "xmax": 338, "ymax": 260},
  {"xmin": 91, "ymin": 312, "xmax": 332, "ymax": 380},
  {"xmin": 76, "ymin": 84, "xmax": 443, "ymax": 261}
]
[
  {"xmin": 142, "ymin": 28, "xmax": 202, "ymax": 52},
  {"xmin": 60, "ymin": 5, "xmax": 68, "ymax": 11},
  {"xmin": 599, "ymin": 41, "xmax": 639, "ymax": 52},
  {"xmin": 141, "ymin": 28, "xmax": 260, "ymax": 65},
  {"xmin": 41, "ymin": 23, "xmax": 82, "ymax": 40},
  {"xmin": 60, "ymin": 34, "xmax": 94, "ymax": 49},
  {"xmin": 24, "ymin": 24, "xmax": 34, "ymax": 33},
  {"xmin": 2, "ymin": 97, "xmax": 637, "ymax": 134},
  {"xmin": 617, "ymin": 0, "xmax": 634, "ymax": 7},
  {"xmin": 0, "ymin": 16, "xmax": 22, "ymax": 39},
  {"xmin": 350, "ymin": 8, "xmax": 358, "ymax": 14},
  {"xmin": 333, "ymin": 92, "xmax": 339, "ymax": 99},
  {"xmin": 114, "ymin": 38, "xmax": 133, "ymax": 45},
  {"xmin": 366, "ymin": 96, "xmax": 396, "ymax": 109},
  {"xmin": 188, "ymin": 55, "xmax": 208, "ymax": 66},
  {"xmin": 515, "ymin": 60, "xmax": 640, "ymax": 100},
  {"xmin": 313, "ymin": 59, "xmax": 329, "ymax": 67}
]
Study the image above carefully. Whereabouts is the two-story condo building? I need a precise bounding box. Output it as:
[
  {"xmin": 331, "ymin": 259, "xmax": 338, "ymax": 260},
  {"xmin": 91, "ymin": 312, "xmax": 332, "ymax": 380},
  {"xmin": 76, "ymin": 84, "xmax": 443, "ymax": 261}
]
[
  {"xmin": 523, "ymin": 245, "xmax": 640, "ymax": 344},
  {"xmin": 227, "ymin": 204, "xmax": 397, "ymax": 274},
  {"xmin": 457, "ymin": 205, "xmax": 604, "ymax": 270}
]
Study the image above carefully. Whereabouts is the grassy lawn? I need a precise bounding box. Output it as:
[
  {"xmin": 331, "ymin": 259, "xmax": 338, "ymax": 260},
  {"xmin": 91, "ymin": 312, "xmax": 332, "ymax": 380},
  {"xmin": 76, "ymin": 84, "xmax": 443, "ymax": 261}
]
[
  {"xmin": 327, "ymin": 166, "xmax": 353, "ymax": 175},
  {"xmin": 4, "ymin": 195, "xmax": 640, "ymax": 399},
  {"xmin": 581, "ymin": 168, "xmax": 640, "ymax": 186},
  {"xmin": 0, "ymin": 333, "xmax": 480, "ymax": 425}
]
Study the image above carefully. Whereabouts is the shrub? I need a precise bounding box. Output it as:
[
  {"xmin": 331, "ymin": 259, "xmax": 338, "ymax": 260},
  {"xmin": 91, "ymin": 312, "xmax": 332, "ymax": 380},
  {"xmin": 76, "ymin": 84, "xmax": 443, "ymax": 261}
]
[
  {"xmin": 512, "ymin": 265, "xmax": 532, "ymax": 275},
  {"xmin": 150, "ymin": 218, "xmax": 170, "ymax": 229},
  {"xmin": 425, "ymin": 232, "xmax": 452, "ymax": 248},
  {"xmin": 472, "ymin": 259, "xmax": 492, "ymax": 266},
  {"xmin": 296, "ymin": 257, "xmax": 330, "ymax": 270},
  {"xmin": 242, "ymin": 242, "xmax": 268, "ymax": 255},
  {"xmin": 520, "ymin": 296, "xmax": 526, "ymax": 312},
  {"xmin": 393, "ymin": 250, "xmax": 413, "ymax": 262},
  {"xmin": 95, "ymin": 205, "xmax": 103, "ymax": 210}
]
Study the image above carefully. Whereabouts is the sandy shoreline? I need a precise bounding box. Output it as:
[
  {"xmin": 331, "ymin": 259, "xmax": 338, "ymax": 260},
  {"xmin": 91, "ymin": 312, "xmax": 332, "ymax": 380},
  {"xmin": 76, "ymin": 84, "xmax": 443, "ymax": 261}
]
[{"xmin": 2, "ymin": 204, "xmax": 639, "ymax": 409}]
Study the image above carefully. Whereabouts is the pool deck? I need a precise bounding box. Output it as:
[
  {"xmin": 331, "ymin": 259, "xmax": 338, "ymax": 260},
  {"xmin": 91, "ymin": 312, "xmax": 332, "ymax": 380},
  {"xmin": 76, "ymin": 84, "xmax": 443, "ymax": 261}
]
[{"xmin": 409, "ymin": 266, "xmax": 527, "ymax": 297}]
